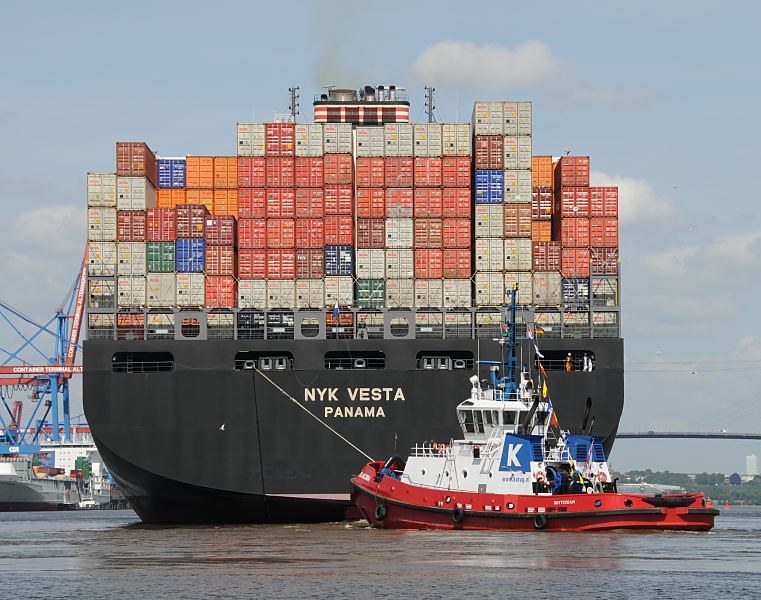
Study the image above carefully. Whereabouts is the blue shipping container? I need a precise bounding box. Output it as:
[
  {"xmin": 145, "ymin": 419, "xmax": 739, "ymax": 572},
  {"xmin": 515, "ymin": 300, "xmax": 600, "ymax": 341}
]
[
  {"xmin": 562, "ymin": 278, "xmax": 590, "ymax": 308},
  {"xmin": 158, "ymin": 159, "xmax": 186, "ymax": 189},
  {"xmin": 324, "ymin": 245, "xmax": 353, "ymax": 276},
  {"xmin": 475, "ymin": 170, "xmax": 504, "ymax": 204},
  {"xmin": 175, "ymin": 239, "xmax": 205, "ymax": 272}
]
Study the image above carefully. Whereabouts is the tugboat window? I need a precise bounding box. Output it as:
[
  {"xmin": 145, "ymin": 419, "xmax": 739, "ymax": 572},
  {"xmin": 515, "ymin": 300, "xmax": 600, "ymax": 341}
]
[
  {"xmin": 484, "ymin": 411, "xmax": 493, "ymax": 426},
  {"xmin": 473, "ymin": 410, "xmax": 484, "ymax": 434},
  {"xmin": 458, "ymin": 409, "xmax": 475, "ymax": 434}
]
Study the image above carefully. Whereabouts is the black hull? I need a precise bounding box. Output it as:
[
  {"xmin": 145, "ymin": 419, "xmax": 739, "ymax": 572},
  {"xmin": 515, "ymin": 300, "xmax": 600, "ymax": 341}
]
[{"xmin": 84, "ymin": 337, "xmax": 623, "ymax": 524}]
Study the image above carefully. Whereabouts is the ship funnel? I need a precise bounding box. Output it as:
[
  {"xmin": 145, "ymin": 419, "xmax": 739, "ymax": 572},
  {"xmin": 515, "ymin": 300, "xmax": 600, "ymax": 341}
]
[
  {"xmin": 363, "ymin": 85, "xmax": 376, "ymax": 101},
  {"xmin": 389, "ymin": 85, "xmax": 396, "ymax": 100}
]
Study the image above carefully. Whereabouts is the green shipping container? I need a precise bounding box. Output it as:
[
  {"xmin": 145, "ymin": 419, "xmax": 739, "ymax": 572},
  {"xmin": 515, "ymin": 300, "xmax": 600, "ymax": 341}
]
[
  {"xmin": 147, "ymin": 242, "xmax": 176, "ymax": 273},
  {"xmin": 356, "ymin": 279, "xmax": 385, "ymax": 309}
]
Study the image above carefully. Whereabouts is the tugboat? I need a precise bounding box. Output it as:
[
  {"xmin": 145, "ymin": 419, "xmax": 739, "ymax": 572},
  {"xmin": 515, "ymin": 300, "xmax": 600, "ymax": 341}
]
[{"xmin": 351, "ymin": 290, "xmax": 718, "ymax": 532}]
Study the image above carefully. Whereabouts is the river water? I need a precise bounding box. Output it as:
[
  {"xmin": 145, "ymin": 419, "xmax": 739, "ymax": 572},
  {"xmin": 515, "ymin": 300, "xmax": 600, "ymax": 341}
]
[{"xmin": 1, "ymin": 508, "xmax": 760, "ymax": 599}]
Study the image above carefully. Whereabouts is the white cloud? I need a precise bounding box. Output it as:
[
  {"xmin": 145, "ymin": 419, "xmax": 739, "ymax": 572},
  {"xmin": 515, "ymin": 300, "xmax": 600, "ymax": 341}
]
[
  {"xmin": 733, "ymin": 336, "xmax": 761, "ymax": 361},
  {"xmin": 590, "ymin": 170, "xmax": 678, "ymax": 226}
]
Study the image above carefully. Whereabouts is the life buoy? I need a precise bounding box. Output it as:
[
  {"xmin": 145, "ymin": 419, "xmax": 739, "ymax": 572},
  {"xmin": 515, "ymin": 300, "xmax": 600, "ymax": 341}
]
[
  {"xmin": 533, "ymin": 514, "xmax": 548, "ymax": 530},
  {"xmin": 452, "ymin": 507, "xmax": 465, "ymax": 524},
  {"xmin": 534, "ymin": 470, "xmax": 545, "ymax": 483},
  {"xmin": 375, "ymin": 504, "xmax": 387, "ymax": 521},
  {"xmin": 597, "ymin": 472, "xmax": 608, "ymax": 484}
]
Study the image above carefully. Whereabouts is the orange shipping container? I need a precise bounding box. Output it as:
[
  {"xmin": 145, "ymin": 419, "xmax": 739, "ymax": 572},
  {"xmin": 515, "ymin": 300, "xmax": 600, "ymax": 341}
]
[
  {"xmin": 213, "ymin": 189, "xmax": 238, "ymax": 217},
  {"xmin": 532, "ymin": 156, "xmax": 553, "ymax": 189},
  {"xmin": 156, "ymin": 188, "xmax": 186, "ymax": 209},
  {"xmin": 186, "ymin": 189, "xmax": 214, "ymax": 213},
  {"xmin": 186, "ymin": 156, "xmax": 214, "ymax": 189},
  {"xmin": 531, "ymin": 221, "xmax": 552, "ymax": 242},
  {"xmin": 213, "ymin": 157, "xmax": 238, "ymax": 189}
]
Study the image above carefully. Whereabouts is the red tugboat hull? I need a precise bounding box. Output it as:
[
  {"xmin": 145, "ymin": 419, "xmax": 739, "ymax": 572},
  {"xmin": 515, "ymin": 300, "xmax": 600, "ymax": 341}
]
[{"xmin": 351, "ymin": 463, "xmax": 718, "ymax": 532}]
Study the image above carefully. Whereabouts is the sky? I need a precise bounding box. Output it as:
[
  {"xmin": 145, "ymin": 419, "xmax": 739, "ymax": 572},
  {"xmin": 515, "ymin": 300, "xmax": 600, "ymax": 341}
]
[{"xmin": 1, "ymin": 0, "xmax": 760, "ymax": 473}]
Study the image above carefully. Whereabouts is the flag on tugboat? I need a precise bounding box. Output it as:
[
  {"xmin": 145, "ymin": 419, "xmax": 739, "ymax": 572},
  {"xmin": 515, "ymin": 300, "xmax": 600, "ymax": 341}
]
[
  {"xmin": 542, "ymin": 380, "xmax": 548, "ymax": 399},
  {"xmin": 500, "ymin": 322, "xmax": 509, "ymax": 336},
  {"xmin": 527, "ymin": 324, "xmax": 534, "ymax": 340}
]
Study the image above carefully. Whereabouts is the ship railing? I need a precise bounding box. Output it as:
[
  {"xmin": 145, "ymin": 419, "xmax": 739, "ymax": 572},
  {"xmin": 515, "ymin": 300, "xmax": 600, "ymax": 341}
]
[{"xmin": 409, "ymin": 443, "xmax": 452, "ymax": 458}]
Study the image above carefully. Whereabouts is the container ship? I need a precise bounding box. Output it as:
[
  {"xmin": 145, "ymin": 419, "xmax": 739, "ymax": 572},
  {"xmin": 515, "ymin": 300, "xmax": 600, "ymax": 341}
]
[{"xmin": 83, "ymin": 85, "xmax": 623, "ymax": 523}]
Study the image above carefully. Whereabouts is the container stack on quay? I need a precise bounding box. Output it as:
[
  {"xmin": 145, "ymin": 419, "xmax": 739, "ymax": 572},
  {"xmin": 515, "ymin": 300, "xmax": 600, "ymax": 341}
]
[{"xmin": 84, "ymin": 97, "xmax": 619, "ymax": 340}]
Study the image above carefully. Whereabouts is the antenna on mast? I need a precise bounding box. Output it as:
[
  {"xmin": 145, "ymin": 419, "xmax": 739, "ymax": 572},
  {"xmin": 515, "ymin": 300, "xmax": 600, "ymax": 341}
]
[
  {"xmin": 289, "ymin": 86, "xmax": 300, "ymax": 122},
  {"xmin": 424, "ymin": 86, "xmax": 436, "ymax": 123}
]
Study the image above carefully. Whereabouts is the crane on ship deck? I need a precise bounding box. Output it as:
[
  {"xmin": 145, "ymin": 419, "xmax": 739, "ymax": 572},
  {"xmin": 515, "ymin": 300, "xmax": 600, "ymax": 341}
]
[{"xmin": 0, "ymin": 248, "xmax": 87, "ymax": 454}]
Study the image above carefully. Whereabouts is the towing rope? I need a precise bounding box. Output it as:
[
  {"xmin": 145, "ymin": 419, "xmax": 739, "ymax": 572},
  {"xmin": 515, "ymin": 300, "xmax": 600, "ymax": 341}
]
[{"xmin": 253, "ymin": 367, "xmax": 374, "ymax": 462}]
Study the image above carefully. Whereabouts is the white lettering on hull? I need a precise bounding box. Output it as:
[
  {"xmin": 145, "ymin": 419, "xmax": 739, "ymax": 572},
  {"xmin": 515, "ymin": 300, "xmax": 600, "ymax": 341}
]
[
  {"xmin": 305, "ymin": 387, "xmax": 406, "ymax": 402},
  {"xmin": 324, "ymin": 406, "xmax": 387, "ymax": 418}
]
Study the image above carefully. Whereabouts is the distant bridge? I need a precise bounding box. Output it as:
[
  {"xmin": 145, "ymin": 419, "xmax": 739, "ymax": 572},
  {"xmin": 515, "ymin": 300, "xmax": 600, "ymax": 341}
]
[{"xmin": 617, "ymin": 432, "xmax": 761, "ymax": 440}]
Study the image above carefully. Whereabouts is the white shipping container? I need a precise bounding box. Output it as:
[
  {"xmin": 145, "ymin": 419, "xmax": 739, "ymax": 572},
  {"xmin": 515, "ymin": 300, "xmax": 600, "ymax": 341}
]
[
  {"xmin": 236, "ymin": 123, "xmax": 266, "ymax": 157},
  {"xmin": 323, "ymin": 123, "xmax": 353, "ymax": 154},
  {"xmin": 87, "ymin": 279, "xmax": 116, "ymax": 309},
  {"xmin": 176, "ymin": 273, "xmax": 205, "ymax": 306},
  {"xmin": 503, "ymin": 136, "xmax": 533, "ymax": 170},
  {"xmin": 504, "ymin": 238, "xmax": 532, "ymax": 272},
  {"xmin": 441, "ymin": 123, "xmax": 471, "ymax": 156},
  {"xmin": 384, "ymin": 123, "xmax": 414, "ymax": 157},
  {"xmin": 117, "ymin": 177, "xmax": 156, "ymax": 210},
  {"xmin": 385, "ymin": 218, "xmax": 414, "ymax": 248},
  {"xmin": 413, "ymin": 123, "xmax": 443, "ymax": 157},
  {"xmin": 475, "ymin": 238, "xmax": 504, "ymax": 272},
  {"xmin": 474, "ymin": 205, "xmax": 504, "ymax": 238},
  {"xmin": 473, "ymin": 102, "xmax": 498, "ymax": 135},
  {"xmin": 385, "ymin": 249, "xmax": 414, "ymax": 279},
  {"xmin": 517, "ymin": 101, "xmax": 532, "ymax": 136},
  {"xmin": 117, "ymin": 276, "xmax": 146, "ymax": 307},
  {"xmin": 295, "ymin": 279, "xmax": 325, "ymax": 308},
  {"xmin": 324, "ymin": 276, "xmax": 353, "ymax": 306},
  {"xmin": 355, "ymin": 126, "xmax": 385, "ymax": 157},
  {"xmin": 504, "ymin": 170, "xmax": 532, "ymax": 203},
  {"xmin": 475, "ymin": 272, "xmax": 504, "ymax": 306},
  {"xmin": 87, "ymin": 172, "xmax": 117, "ymax": 207},
  {"xmin": 117, "ymin": 242, "xmax": 147, "ymax": 276},
  {"xmin": 504, "ymin": 272, "xmax": 533, "ymax": 305},
  {"xmin": 414, "ymin": 279, "xmax": 443, "ymax": 308},
  {"xmin": 502, "ymin": 101, "xmax": 532, "ymax": 136},
  {"xmin": 266, "ymin": 280, "xmax": 296, "ymax": 308},
  {"xmin": 532, "ymin": 272, "xmax": 562, "ymax": 306},
  {"xmin": 87, "ymin": 207, "xmax": 117, "ymax": 242},
  {"xmin": 294, "ymin": 123, "xmax": 324, "ymax": 157},
  {"xmin": 238, "ymin": 280, "xmax": 267, "ymax": 309},
  {"xmin": 385, "ymin": 278, "xmax": 415, "ymax": 308},
  {"xmin": 356, "ymin": 248, "xmax": 385, "ymax": 279},
  {"xmin": 87, "ymin": 242, "xmax": 117, "ymax": 276},
  {"xmin": 88, "ymin": 312, "xmax": 115, "ymax": 330},
  {"xmin": 443, "ymin": 279, "xmax": 472, "ymax": 308},
  {"xmin": 146, "ymin": 273, "xmax": 176, "ymax": 307}
]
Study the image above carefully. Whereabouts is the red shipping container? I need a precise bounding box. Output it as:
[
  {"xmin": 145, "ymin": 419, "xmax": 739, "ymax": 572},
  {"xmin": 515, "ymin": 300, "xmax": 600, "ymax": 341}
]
[
  {"xmin": 237, "ymin": 188, "xmax": 266, "ymax": 218},
  {"xmin": 238, "ymin": 249, "xmax": 267, "ymax": 279},
  {"xmin": 175, "ymin": 204, "xmax": 208, "ymax": 239},
  {"xmin": 205, "ymin": 276, "xmax": 237, "ymax": 308},
  {"xmin": 590, "ymin": 247, "xmax": 619, "ymax": 275},
  {"xmin": 414, "ymin": 249, "xmax": 443, "ymax": 278},
  {"xmin": 266, "ymin": 249, "xmax": 296, "ymax": 279},
  {"xmin": 265, "ymin": 157, "xmax": 295, "ymax": 187},
  {"xmin": 324, "ymin": 215, "xmax": 353, "ymax": 245},
  {"xmin": 355, "ymin": 157, "xmax": 385, "ymax": 187},
  {"xmin": 557, "ymin": 217, "xmax": 591, "ymax": 247},
  {"xmin": 324, "ymin": 184, "xmax": 353, "ymax": 215},
  {"xmin": 414, "ymin": 219, "xmax": 443, "ymax": 248},
  {"xmin": 414, "ymin": 157, "xmax": 442, "ymax": 187},
  {"xmin": 117, "ymin": 210, "xmax": 146, "ymax": 242},
  {"xmin": 295, "ymin": 218, "xmax": 324, "ymax": 248},
  {"xmin": 532, "ymin": 242, "xmax": 562, "ymax": 271},
  {"xmin": 266, "ymin": 219, "xmax": 296, "ymax": 248},
  {"xmin": 265, "ymin": 123, "xmax": 295, "ymax": 157},
  {"xmin": 554, "ymin": 156, "xmax": 590, "ymax": 188},
  {"xmin": 116, "ymin": 142, "xmax": 157, "ymax": 187},
  {"xmin": 443, "ymin": 249, "xmax": 471, "ymax": 278},
  {"xmin": 323, "ymin": 153, "xmax": 353, "ymax": 185},
  {"xmin": 205, "ymin": 245, "xmax": 237, "ymax": 276},
  {"xmin": 384, "ymin": 157, "xmax": 414, "ymax": 187},
  {"xmin": 356, "ymin": 188, "xmax": 385, "ymax": 218},
  {"xmin": 504, "ymin": 204, "xmax": 532, "ymax": 238},
  {"xmin": 237, "ymin": 218, "xmax": 267, "ymax": 249},
  {"xmin": 556, "ymin": 187, "xmax": 590, "ymax": 218},
  {"xmin": 204, "ymin": 215, "xmax": 236, "ymax": 246},
  {"xmin": 561, "ymin": 247, "xmax": 591, "ymax": 278},
  {"xmin": 442, "ymin": 218, "xmax": 471, "ymax": 248},
  {"xmin": 590, "ymin": 217, "xmax": 618, "ymax": 247},
  {"xmin": 386, "ymin": 188, "xmax": 413, "ymax": 218},
  {"xmin": 294, "ymin": 157, "xmax": 324, "ymax": 188},
  {"xmin": 356, "ymin": 219, "xmax": 385, "ymax": 248},
  {"xmin": 474, "ymin": 135, "xmax": 504, "ymax": 170},
  {"xmin": 441, "ymin": 188, "xmax": 471, "ymax": 218},
  {"xmin": 237, "ymin": 157, "xmax": 266, "ymax": 188},
  {"xmin": 296, "ymin": 249, "xmax": 324, "ymax": 279},
  {"xmin": 441, "ymin": 157, "xmax": 472, "ymax": 188},
  {"xmin": 294, "ymin": 188, "xmax": 324, "ymax": 218},
  {"xmin": 146, "ymin": 208, "xmax": 176, "ymax": 242},
  {"xmin": 213, "ymin": 157, "xmax": 238, "ymax": 189},
  {"xmin": 414, "ymin": 188, "xmax": 443, "ymax": 218},
  {"xmin": 265, "ymin": 188, "xmax": 296, "ymax": 218},
  {"xmin": 589, "ymin": 187, "xmax": 619, "ymax": 217},
  {"xmin": 532, "ymin": 187, "xmax": 553, "ymax": 220}
]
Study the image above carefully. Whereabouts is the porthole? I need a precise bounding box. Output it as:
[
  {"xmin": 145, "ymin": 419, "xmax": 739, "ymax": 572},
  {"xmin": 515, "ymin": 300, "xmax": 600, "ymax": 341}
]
[
  {"xmin": 421, "ymin": 469, "xmax": 426, "ymax": 476},
  {"xmin": 462, "ymin": 470, "xmax": 468, "ymax": 479},
  {"xmin": 489, "ymin": 472, "xmax": 493, "ymax": 478},
  {"xmin": 445, "ymin": 471, "xmax": 450, "ymax": 478},
  {"xmin": 624, "ymin": 499, "xmax": 633, "ymax": 507},
  {"xmin": 445, "ymin": 496, "xmax": 452, "ymax": 504},
  {"xmin": 506, "ymin": 502, "xmax": 515, "ymax": 510},
  {"xmin": 594, "ymin": 499, "xmax": 602, "ymax": 508}
]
